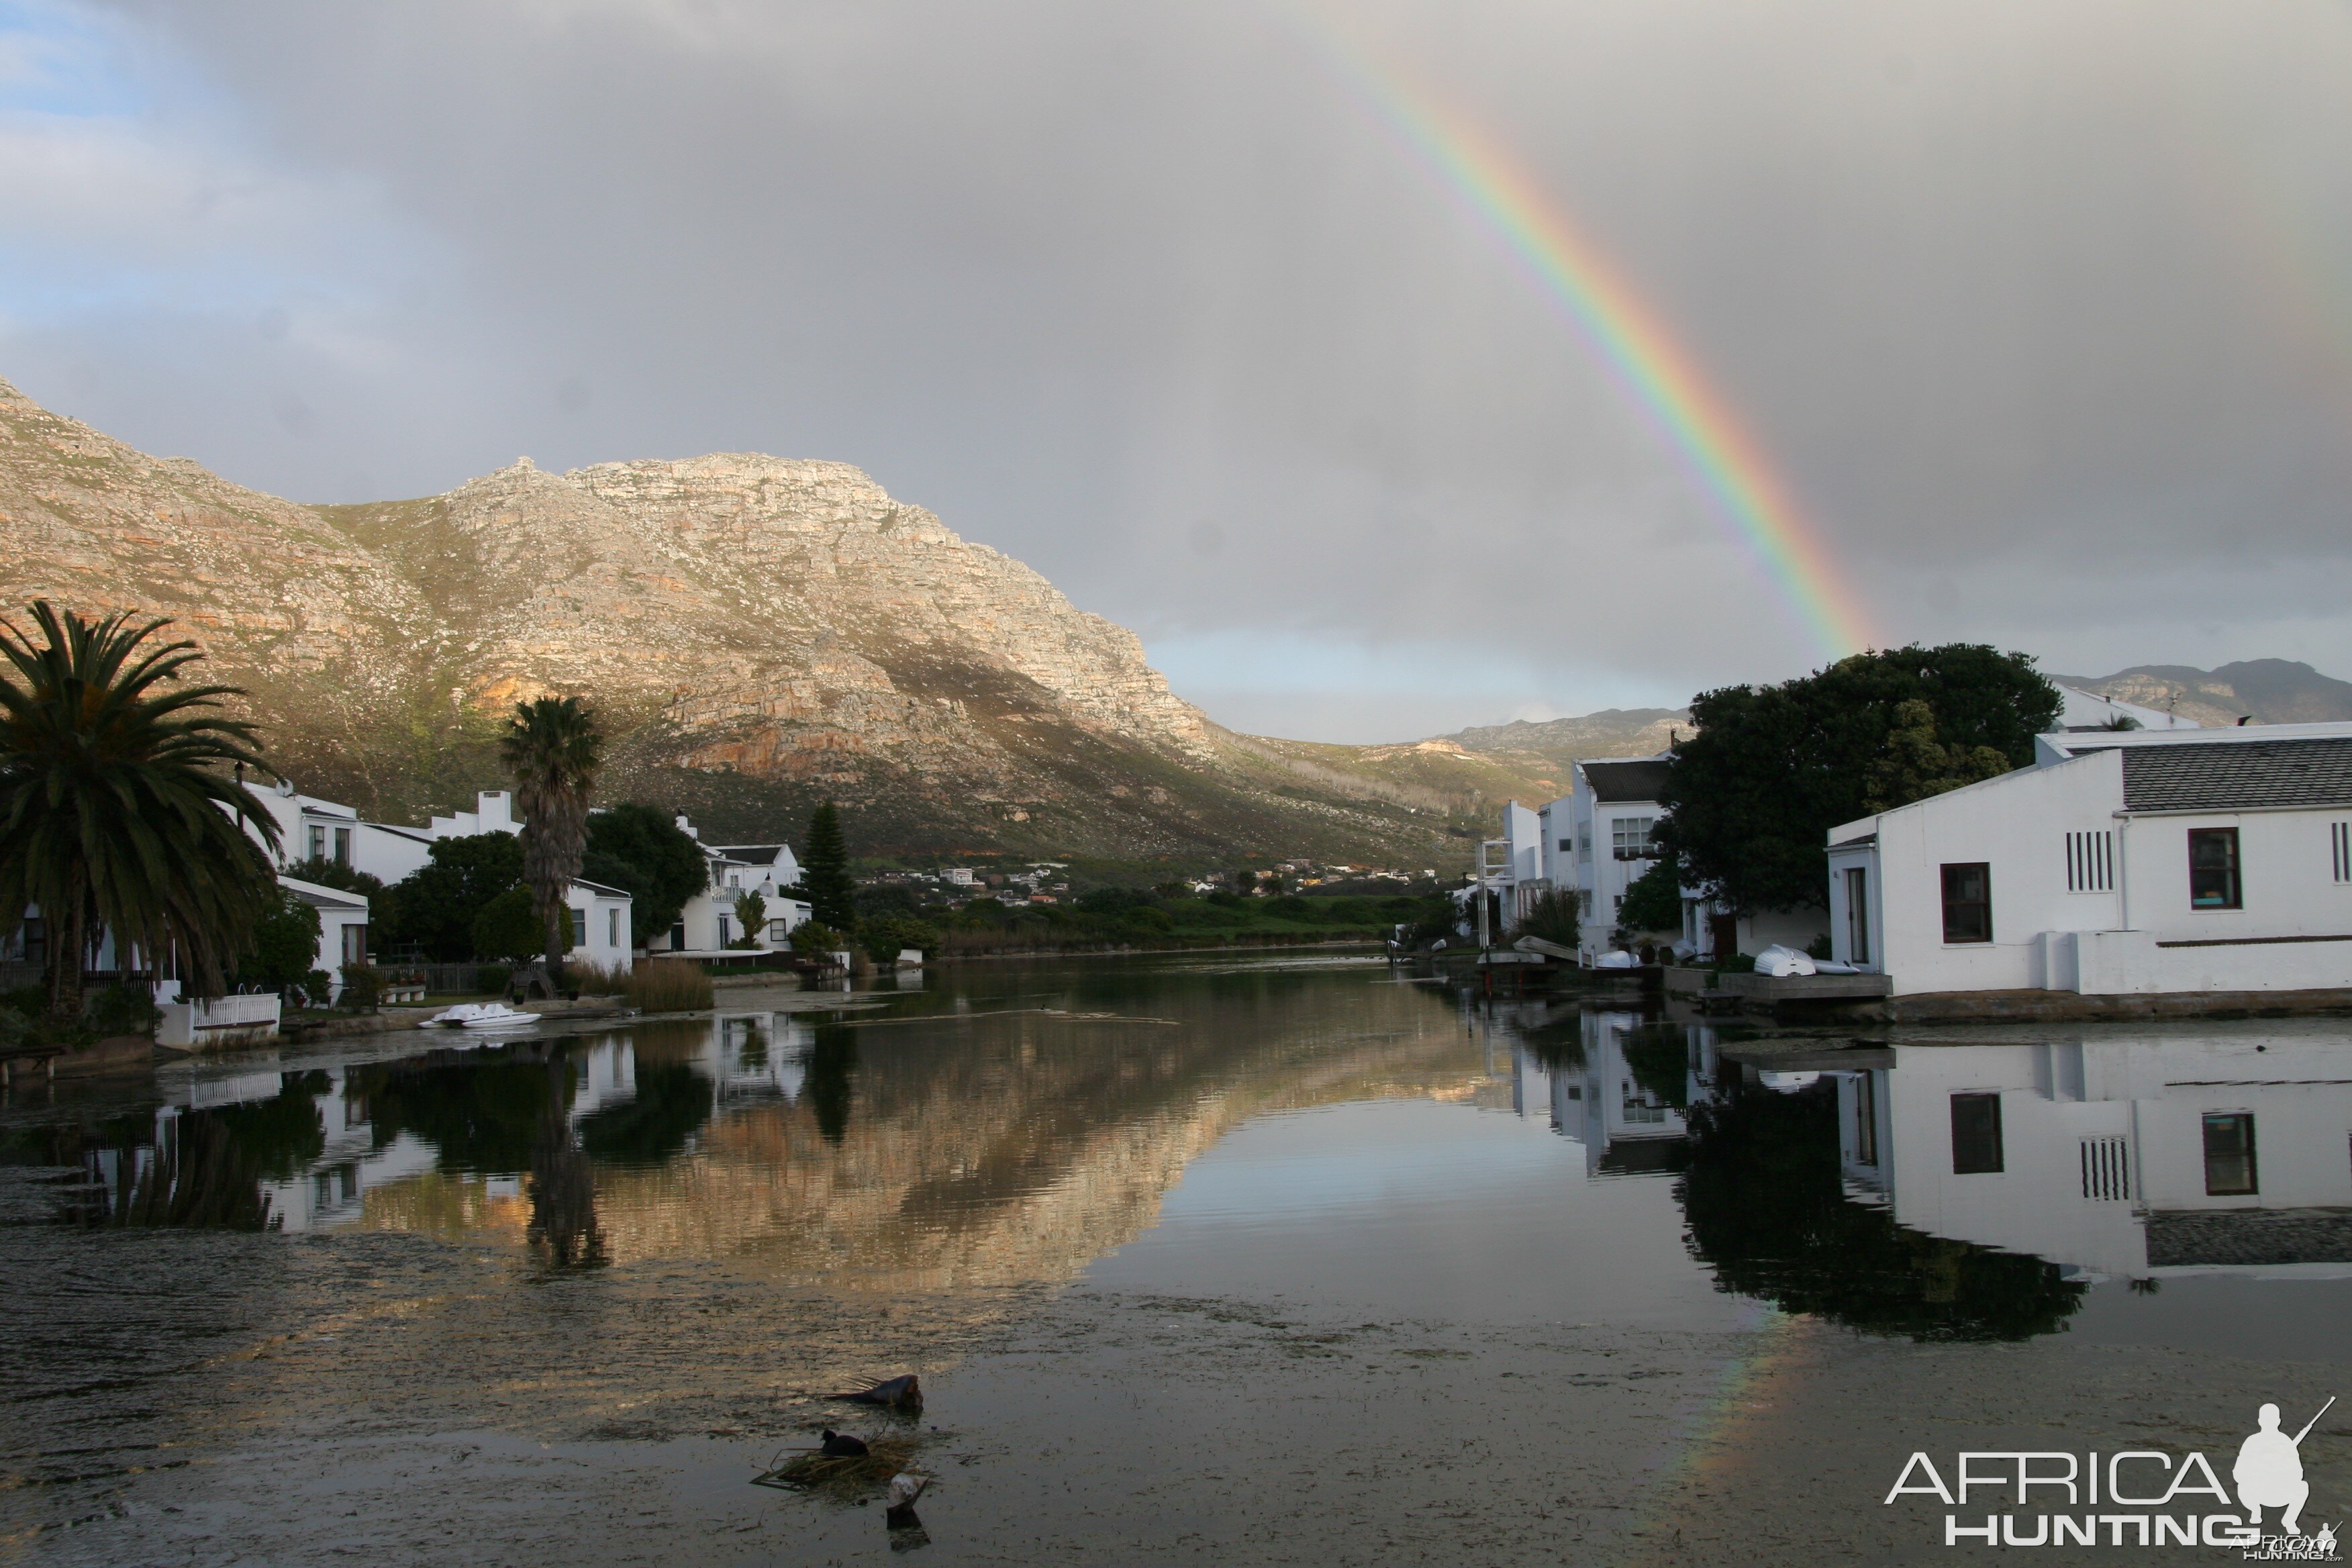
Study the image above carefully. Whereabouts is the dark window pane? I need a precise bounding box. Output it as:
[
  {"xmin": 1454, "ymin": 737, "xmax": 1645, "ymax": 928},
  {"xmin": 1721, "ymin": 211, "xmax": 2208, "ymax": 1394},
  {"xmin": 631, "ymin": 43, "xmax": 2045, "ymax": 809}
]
[
  {"xmin": 1951, "ymin": 1092, "xmax": 2004, "ymax": 1174},
  {"xmin": 1941, "ymin": 863, "xmax": 1993, "ymax": 944},
  {"xmin": 2188, "ymin": 829, "xmax": 2241, "ymax": 910},
  {"xmin": 2202, "ymin": 1113, "xmax": 2257, "ymax": 1195}
]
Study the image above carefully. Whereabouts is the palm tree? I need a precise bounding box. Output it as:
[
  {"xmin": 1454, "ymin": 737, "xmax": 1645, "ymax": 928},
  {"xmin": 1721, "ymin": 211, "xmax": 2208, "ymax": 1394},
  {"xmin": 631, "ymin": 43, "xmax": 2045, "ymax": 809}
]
[
  {"xmin": 499, "ymin": 695, "xmax": 603, "ymax": 979},
  {"xmin": 0, "ymin": 602, "xmax": 282, "ymax": 1022}
]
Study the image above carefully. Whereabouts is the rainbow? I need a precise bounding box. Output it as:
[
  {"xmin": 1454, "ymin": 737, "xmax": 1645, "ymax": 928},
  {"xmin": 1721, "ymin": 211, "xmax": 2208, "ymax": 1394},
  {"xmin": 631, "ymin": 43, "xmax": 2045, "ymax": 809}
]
[{"xmin": 1287, "ymin": 11, "xmax": 1879, "ymax": 660}]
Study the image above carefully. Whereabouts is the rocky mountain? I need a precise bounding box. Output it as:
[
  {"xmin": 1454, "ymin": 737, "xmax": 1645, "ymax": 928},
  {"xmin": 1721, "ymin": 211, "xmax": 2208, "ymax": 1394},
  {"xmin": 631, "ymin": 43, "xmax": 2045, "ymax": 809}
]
[
  {"xmin": 2051, "ymin": 661, "xmax": 2352, "ymax": 728},
  {"xmin": 0, "ymin": 375, "xmax": 1508, "ymax": 863}
]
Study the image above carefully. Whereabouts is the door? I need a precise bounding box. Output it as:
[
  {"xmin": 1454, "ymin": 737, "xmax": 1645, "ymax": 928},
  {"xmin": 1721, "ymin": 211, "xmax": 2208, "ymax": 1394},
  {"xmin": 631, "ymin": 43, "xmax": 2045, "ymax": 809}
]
[{"xmin": 1844, "ymin": 867, "xmax": 1870, "ymax": 965}]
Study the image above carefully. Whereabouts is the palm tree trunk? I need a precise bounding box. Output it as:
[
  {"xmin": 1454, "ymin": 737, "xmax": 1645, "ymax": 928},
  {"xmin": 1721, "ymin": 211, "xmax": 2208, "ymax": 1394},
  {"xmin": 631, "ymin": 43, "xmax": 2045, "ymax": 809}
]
[
  {"xmin": 48, "ymin": 890, "xmax": 86, "ymax": 1025},
  {"xmin": 543, "ymin": 903, "xmax": 567, "ymax": 986}
]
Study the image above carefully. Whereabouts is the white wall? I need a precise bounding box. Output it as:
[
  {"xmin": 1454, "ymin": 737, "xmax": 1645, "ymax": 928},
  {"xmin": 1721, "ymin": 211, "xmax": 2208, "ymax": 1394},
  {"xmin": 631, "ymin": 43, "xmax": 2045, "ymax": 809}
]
[
  {"xmin": 1832, "ymin": 749, "xmax": 2127, "ymax": 994},
  {"xmin": 1836, "ymin": 741, "xmax": 2352, "ymax": 995}
]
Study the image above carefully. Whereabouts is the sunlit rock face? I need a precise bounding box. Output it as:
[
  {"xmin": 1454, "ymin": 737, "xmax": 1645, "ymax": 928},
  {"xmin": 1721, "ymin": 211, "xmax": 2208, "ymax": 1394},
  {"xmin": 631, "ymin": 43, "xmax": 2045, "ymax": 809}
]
[{"xmin": 0, "ymin": 376, "xmax": 1462, "ymax": 858}]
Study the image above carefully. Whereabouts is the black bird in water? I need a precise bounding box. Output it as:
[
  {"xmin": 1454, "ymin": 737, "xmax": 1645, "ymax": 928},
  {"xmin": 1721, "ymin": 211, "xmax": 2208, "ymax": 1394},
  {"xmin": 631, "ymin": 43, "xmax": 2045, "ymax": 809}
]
[{"xmin": 819, "ymin": 1430, "xmax": 870, "ymax": 1458}]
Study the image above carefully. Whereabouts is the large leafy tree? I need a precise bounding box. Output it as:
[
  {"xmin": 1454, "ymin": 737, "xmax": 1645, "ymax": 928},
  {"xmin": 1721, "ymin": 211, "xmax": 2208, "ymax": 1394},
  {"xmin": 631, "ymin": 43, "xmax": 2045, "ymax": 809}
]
[
  {"xmin": 581, "ymin": 802, "xmax": 705, "ymax": 943},
  {"xmin": 1655, "ymin": 644, "xmax": 2059, "ymax": 914},
  {"xmin": 375, "ymin": 833, "xmax": 524, "ymax": 961},
  {"xmin": 797, "ymin": 801, "xmax": 856, "ymax": 931},
  {"xmin": 499, "ymin": 696, "xmax": 603, "ymax": 975},
  {"xmin": 0, "ymin": 602, "xmax": 283, "ymax": 1020}
]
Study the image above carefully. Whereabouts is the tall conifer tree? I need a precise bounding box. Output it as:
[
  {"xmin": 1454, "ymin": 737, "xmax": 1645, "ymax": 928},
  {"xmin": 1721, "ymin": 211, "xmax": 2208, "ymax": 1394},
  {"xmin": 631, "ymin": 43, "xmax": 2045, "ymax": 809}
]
[{"xmin": 798, "ymin": 801, "xmax": 856, "ymax": 931}]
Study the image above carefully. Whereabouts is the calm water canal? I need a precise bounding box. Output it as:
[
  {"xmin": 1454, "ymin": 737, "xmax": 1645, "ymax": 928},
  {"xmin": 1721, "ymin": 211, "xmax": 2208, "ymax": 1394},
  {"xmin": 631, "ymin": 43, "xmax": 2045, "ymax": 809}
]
[{"xmin": 2, "ymin": 954, "xmax": 2345, "ymax": 1565}]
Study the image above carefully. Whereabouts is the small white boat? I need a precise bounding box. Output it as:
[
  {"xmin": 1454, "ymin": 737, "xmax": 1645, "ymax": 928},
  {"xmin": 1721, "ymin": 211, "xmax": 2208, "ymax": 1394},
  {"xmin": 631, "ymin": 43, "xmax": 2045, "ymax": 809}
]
[{"xmin": 420, "ymin": 1002, "xmax": 542, "ymax": 1030}]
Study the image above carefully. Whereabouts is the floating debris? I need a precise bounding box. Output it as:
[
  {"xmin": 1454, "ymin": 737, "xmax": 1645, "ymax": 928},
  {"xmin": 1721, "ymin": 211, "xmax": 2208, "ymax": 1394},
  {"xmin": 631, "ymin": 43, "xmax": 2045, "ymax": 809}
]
[
  {"xmin": 829, "ymin": 1373, "xmax": 923, "ymax": 1412},
  {"xmin": 753, "ymin": 1434, "xmax": 922, "ymax": 1500}
]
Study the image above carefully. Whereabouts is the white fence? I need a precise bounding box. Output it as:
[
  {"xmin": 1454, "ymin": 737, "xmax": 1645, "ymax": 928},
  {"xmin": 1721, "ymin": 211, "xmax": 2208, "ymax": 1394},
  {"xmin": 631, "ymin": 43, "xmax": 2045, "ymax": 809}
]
[{"xmin": 156, "ymin": 993, "xmax": 283, "ymax": 1050}]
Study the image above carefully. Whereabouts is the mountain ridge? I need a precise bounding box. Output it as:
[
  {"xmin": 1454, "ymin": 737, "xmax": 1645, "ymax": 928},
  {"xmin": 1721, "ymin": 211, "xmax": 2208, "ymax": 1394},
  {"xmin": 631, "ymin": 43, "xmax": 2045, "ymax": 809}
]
[
  {"xmin": 2051, "ymin": 660, "xmax": 2352, "ymax": 728},
  {"xmin": 0, "ymin": 375, "xmax": 1508, "ymax": 862}
]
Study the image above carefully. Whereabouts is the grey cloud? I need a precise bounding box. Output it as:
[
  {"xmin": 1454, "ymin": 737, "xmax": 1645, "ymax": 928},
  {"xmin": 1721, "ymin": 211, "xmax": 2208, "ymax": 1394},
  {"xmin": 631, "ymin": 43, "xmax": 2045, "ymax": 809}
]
[{"xmin": 6, "ymin": 0, "xmax": 2350, "ymax": 740}]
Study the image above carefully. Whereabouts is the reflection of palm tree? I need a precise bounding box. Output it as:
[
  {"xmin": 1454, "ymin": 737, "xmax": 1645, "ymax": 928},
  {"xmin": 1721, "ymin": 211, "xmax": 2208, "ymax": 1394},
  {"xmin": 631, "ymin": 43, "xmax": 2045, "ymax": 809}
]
[
  {"xmin": 528, "ymin": 1055, "xmax": 604, "ymax": 1266},
  {"xmin": 499, "ymin": 696, "xmax": 603, "ymax": 983},
  {"xmin": 0, "ymin": 602, "xmax": 281, "ymax": 1021}
]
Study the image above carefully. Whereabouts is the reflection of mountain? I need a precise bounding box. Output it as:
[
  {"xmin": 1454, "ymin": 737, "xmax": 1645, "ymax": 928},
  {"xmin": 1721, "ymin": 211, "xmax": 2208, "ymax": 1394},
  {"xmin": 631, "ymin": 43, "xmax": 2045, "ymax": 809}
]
[{"xmin": 284, "ymin": 973, "xmax": 1485, "ymax": 1290}]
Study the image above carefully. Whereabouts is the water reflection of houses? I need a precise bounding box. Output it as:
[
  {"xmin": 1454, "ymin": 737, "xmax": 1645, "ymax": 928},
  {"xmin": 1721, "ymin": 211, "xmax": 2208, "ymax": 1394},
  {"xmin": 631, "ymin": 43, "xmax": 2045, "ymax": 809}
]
[
  {"xmin": 1826, "ymin": 1034, "xmax": 2352, "ymax": 1280},
  {"xmin": 1493, "ymin": 1003, "xmax": 1695, "ymax": 1176}
]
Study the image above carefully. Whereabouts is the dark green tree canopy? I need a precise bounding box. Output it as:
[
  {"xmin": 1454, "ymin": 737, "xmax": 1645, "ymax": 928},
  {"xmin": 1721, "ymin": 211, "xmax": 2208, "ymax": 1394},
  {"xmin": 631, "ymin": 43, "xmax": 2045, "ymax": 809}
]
[
  {"xmin": 797, "ymin": 801, "xmax": 856, "ymax": 931},
  {"xmin": 243, "ymin": 889, "xmax": 324, "ymax": 993},
  {"xmin": 377, "ymin": 832, "xmax": 525, "ymax": 961},
  {"xmin": 1614, "ymin": 856, "xmax": 1683, "ymax": 938},
  {"xmin": 1655, "ymin": 644, "xmax": 2059, "ymax": 914},
  {"xmin": 471, "ymin": 884, "xmax": 543, "ymax": 962},
  {"xmin": 1863, "ymin": 699, "xmax": 2013, "ymax": 814},
  {"xmin": 581, "ymin": 802, "xmax": 706, "ymax": 941}
]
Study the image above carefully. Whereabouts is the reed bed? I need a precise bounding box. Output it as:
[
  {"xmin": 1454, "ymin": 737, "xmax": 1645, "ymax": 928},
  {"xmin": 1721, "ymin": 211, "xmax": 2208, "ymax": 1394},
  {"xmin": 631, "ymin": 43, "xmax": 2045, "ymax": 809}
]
[{"xmin": 620, "ymin": 957, "xmax": 714, "ymax": 1012}]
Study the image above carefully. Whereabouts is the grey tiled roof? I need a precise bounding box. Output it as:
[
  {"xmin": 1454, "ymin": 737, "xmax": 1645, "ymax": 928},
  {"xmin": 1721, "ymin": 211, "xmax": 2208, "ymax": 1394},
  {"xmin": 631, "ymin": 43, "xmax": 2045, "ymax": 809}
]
[
  {"xmin": 2117, "ymin": 738, "xmax": 2352, "ymax": 812},
  {"xmin": 1583, "ymin": 758, "xmax": 1671, "ymax": 804}
]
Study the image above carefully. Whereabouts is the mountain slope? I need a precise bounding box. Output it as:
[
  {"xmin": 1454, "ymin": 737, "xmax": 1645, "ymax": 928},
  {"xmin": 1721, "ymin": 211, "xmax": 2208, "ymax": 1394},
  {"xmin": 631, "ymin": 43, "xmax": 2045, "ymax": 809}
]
[
  {"xmin": 2052, "ymin": 661, "xmax": 2352, "ymax": 728},
  {"xmin": 0, "ymin": 375, "xmax": 1506, "ymax": 862}
]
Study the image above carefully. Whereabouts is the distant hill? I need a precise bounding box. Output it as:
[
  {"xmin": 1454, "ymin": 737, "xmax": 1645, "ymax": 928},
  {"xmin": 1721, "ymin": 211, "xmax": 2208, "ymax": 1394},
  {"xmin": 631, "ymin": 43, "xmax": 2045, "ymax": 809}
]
[{"xmin": 2052, "ymin": 660, "xmax": 2352, "ymax": 728}]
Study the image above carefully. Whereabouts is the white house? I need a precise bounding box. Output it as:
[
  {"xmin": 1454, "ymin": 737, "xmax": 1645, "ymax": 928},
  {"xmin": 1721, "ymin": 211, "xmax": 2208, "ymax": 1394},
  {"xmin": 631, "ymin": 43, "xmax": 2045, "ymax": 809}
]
[
  {"xmin": 1832, "ymin": 1034, "xmax": 2352, "ymax": 1279},
  {"xmin": 1471, "ymin": 755, "xmax": 1826, "ymax": 961},
  {"xmin": 242, "ymin": 784, "xmax": 633, "ymax": 967},
  {"xmin": 643, "ymin": 818, "xmax": 812, "ymax": 954},
  {"xmin": 1826, "ymin": 722, "xmax": 2352, "ymax": 997},
  {"xmin": 279, "ymin": 873, "xmax": 372, "ymax": 986},
  {"xmin": 2051, "ymin": 682, "xmax": 2202, "ymax": 733}
]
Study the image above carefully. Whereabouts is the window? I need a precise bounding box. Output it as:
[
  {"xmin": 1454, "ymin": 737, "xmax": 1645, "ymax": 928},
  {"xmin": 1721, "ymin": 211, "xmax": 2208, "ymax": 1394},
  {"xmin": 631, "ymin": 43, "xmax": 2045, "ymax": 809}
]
[
  {"xmin": 768, "ymin": 918, "xmax": 790, "ymax": 942},
  {"xmin": 1940, "ymin": 863, "xmax": 1992, "ymax": 944},
  {"xmin": 333, "ymin": 826, "xmax": 352, "ymax": 865},
  {"xmin": 1853, "ymin": 1071, "xmax": 1877, "ymax": 1165},
  {"xmin": 340, "ymin": 924, "xmax": 368, "ymax": 967},
  {"xmin": 2188, "ymin": 828, "xmax": 2241, "ymax": 910},
  {"xmin": 716, "ymin": 915, "xmax": 731, "ymax": 948},
  {"xmin": 1843, "ymin": 867, "xmax": 1870, "ymax": 965},
  {"xmin": 307, "ymin": 824, "xmax": 326, "ymax": 861},
  {"xmin": 2202, "ymin": 1113, "xmax": 2257, "ymax": 1195},
  {"xmin": 607, "ymin": 908, "xmax": 620, "ymax": 946},
  {"xmin": 1612, "ymin": 816, "xmax": 1657, "ymax": 860},
  {"xmin": 2065, "ymin": 830, "xmax": 2114, "ymax": 893},
  {"xmin": 1951, "ymin": 1092, "xmax": 2004, "ymax": 1174},
  {"xmin": 1558, "ymin": 838, "xmax": 1573, "ymax": 854},
  {"xmin": 669, "ymin": 921, "xmax": 686, "ymax": 950},
  {"xmin": 2333, "ymin": 822, "xmax": 2350, "ymax": 884},
  {"xmin": 569, "ymin": 908, "xmax": 586, "ymax": 946}
]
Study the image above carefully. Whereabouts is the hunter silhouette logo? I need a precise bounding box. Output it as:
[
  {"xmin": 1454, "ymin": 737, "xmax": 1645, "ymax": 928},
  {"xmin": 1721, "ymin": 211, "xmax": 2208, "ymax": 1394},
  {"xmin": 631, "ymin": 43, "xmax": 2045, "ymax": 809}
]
[
  {"xmin": 2237, "ymin": 1398, "xmax": 2329, "ymax": 1537},
  {"xmin": 1882, "ymin": 1395, "xmax": 2337, "ymax": 1553}
]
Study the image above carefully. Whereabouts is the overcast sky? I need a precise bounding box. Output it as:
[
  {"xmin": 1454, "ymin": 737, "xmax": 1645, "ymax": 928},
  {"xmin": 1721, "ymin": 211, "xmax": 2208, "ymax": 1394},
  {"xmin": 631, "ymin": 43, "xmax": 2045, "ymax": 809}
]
[{"xmin": 5, "ymin": 0, "xmax": 2351, "ymax": 740}]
